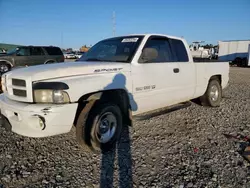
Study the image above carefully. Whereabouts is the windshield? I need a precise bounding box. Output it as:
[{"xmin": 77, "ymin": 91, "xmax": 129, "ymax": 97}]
[
  {"xmin": 79, "ymin": 36, "xmax": 143, "ymax": 63},
  {"xmin": 7, "ymin": 48, "xmax": 17, "ymax": 55}
]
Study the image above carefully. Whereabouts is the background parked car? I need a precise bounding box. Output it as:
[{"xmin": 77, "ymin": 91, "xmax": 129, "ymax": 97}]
[
  {"xmin": 64, "ymin": 52, "xmax": 76, "ymax": 59},
  {"xmin": 0, "ymin": 46, "xmax": 64, "ymax": 74},
  {"xmin": 75, "ymin": 51, "xmax": 85, "ymax": 59}
]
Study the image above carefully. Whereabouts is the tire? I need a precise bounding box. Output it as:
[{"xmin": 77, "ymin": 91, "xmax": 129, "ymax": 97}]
[
  {"xmin": 0, "ymin": 62, "xmax": 11, "ymax": 73},
  {"xmin": 200, "ymin": 79, "xmax": 222, "ymax": 107},
  {"xmin": 235, "ymin": 57, "xmax": 242, "ymax": 67},
  {"xmin": 76, "ymin": 102, "xmax": 123, "ymax": 153},
  {"xmin": 242, "ymin": 58, "xmax": 248, "ymax": 67}
]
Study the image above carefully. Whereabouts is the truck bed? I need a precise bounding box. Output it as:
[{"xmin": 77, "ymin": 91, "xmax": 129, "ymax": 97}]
[{"xmin": 194, "ymin": 61, "xmax": 229, "ymax": 99}]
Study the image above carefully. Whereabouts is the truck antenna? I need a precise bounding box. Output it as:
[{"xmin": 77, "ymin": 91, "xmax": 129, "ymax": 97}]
[{"xmin": 61, "ymin": 32, "xmax": 64, "ymax": 48}]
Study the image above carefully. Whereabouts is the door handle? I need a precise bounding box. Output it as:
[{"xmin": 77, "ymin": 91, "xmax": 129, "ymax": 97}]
[{"xmin": 173, "ymin": 68, "xmax": 179, "ymax": 73}]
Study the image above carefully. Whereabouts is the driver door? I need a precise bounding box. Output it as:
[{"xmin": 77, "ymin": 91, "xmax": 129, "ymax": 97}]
[
  {"xmin": 132, "ymin": 36, "xmax": 181, "ymax": 114},
  {"xmin": 15, "ymin": 47, "xmax": 32, "ymax": 67}
]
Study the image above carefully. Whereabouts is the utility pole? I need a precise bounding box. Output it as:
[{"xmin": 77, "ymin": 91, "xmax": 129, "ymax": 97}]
[
  {"xmin": 61, "ymin": 32, "xmax": 64, "ymax": 49},
  {"xmin": 112, "ymin": 11, "xmax": 116, "ymax": 37}
]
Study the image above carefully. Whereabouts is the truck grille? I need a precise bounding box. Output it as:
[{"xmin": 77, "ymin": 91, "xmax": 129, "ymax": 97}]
[
  {"xmin": 3, "ymin": 75, "xmax": 32, "ymax": 102},
  {"xmin": 12, "ymin": 79, "xmax": 26, "ymax": 87},
  {"xmin": 13, "ymin": 89, "xmax": 27, "ymax": 97},
  {"xmin": 11, "ymin": 78, "xmax": 27, "ymax": 97}
]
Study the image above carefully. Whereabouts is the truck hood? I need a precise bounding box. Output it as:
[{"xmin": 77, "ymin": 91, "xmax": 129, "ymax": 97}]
[{"xmin": 6, "ymin": 61, "xmax": 131, "ymax": 81}]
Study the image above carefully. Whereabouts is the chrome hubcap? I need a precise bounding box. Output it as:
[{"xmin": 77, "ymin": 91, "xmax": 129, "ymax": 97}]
[
  {"xmin": 96, "ymin": 112, "xmax": 117, "ymax": 143},
  {"xmin": 210, "ymin": 85, "xmax": 219, "ymax": 101}
]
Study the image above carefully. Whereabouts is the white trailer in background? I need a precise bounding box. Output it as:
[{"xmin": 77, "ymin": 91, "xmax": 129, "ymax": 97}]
[
  {"xmin": 248, "ymin": 44, "xmax": 250, "ymax": 66},
  {"xmin": 218, "ymin": 40, "xmax": 250, "ymax": 67}
]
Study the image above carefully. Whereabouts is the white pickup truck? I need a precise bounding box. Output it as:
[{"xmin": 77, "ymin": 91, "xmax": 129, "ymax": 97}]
[{"xmin": 0, "ymin": 34, "xmax": 229, "ymax": 152}]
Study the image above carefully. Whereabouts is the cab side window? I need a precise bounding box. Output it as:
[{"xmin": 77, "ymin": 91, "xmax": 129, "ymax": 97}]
[
  {"xmin": 30, "ymin": 47, "xmax": 45, "ymax": 56},
  {"xmin": 44, "ymin": 47, "xmax": 63, "ymax": 55},
  {"xmin": 139, "ymin": 37, "xmax": 175, "ymax": 63},
  {"xmin": 16, "ymin": 47, "xmax": 30, "ymax": 56}
]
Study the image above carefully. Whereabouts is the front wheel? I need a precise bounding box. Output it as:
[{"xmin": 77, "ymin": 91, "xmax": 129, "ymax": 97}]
[
  {"xmin": 200, "ymin": 79, "xmax": 222, "ymax": 107},
  {"xmin": 76, "ymin": 103, "xmax": 123, "ymax": 152}
]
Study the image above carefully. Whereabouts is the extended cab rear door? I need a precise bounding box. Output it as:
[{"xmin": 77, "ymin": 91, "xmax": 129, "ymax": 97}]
[
  {"xmin": 169, "ymin": 38, "xmax": 196, "ymax": 100},
  {"xmin": 15, "ymin": 47, "xmax": 32, "ymax": 67}
]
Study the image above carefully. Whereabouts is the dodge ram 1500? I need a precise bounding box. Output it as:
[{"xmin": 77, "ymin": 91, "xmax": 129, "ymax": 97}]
[{"xmin": 0, "ymin": 34, "xmax": 229, "ymax": 152}]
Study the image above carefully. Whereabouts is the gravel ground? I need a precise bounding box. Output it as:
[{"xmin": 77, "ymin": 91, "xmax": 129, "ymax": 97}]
[{"xmin": 0, "ymin": 67, "xmax": 250, "ymax": 188}]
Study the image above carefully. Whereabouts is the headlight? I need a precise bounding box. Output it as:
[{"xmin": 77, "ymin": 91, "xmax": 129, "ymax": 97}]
[{"xmin": 34, "ymin": 89, "xmax": 70, "ymax": 104}]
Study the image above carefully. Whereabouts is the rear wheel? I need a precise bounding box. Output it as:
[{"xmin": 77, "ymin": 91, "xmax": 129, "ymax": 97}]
[
  {"xmin": 200, "ymin": 79, "xmax": 222, "ymax": 107},
  {"xmin": 0, "ymin": 62, "xmax": 11, "ymax": 74},
  {"xmin": 76, "ymin": 103, "xmax": 123, "ymax": 152},
  {"xmin": 235, "ymin": 57, "xmax": 243, "ymax": 67},
  {"xmin": 242, "ymin": 58, "xmax": 248, "ymax": 67}
]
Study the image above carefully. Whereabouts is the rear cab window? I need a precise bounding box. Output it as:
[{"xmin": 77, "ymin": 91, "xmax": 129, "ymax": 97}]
[{"xmin": 169, "ymin": 39, "xmax": 189, "ymax": 62}]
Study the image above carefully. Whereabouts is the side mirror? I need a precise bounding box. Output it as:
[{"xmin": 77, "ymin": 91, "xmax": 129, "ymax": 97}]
[{"xmin": 139, "ymin": 48, "xmax": 158, "ymax": 63}]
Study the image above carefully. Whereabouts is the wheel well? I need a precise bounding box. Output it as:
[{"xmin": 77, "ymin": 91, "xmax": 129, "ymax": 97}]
[
  {"xmin": 209, "ymin": 75, "xmax": 221, "ymax": 85},
  {"xmin": 44, "ymin": 59, "xmax": 56, "ymax": 64},
  {"xmin": 0, "ymin": 60, "xmax": 12, "ymax": 68},
  {"xmin": 73, "ymin": 89, "xmax": 132, "ymax": 126}
]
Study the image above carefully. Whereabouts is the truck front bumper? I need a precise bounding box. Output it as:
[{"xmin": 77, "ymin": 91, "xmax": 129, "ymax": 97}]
[{"xmin": 0, "ymin": 94, "xmax": 78, "ymax": 137}]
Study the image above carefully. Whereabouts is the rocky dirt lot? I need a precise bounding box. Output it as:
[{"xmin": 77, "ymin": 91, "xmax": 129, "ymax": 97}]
[{"xmin": 0, "ymin": 67, "xmax": 250, "ymax": 188}]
